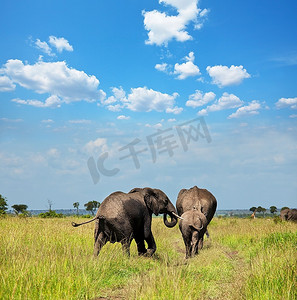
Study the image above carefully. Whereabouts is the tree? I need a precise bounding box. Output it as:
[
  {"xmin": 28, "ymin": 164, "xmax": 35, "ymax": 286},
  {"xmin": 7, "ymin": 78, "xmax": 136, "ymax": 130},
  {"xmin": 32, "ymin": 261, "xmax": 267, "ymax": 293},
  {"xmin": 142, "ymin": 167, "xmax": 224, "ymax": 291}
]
[
  {"xmin": 12, "ymin": 204, "xmax": 28, "ymax": 215},
  {"xmin": 48, "ymin": 199, "xmax": 53, "ymax": 211},
  {"xmin": 73, "ymin": 202, "xmax": 80, "ymax": 215},
  {"xmin": 250, "ymin": 207, "xmax": 257, "ymax": 213},
  {"xmin": 256, "ymin": 206, "xmax": 266, "ymax": 216},
  {"xmin": 270, "ymin": 206, "xmax": 277, "ymax": 215},
  {"xmin": 0, "ymin": 194, "xmax": 8, "ymax": 215},
  {"xmin": 84, "ymin": 201, "xmax": 100, "ymax": 215}
]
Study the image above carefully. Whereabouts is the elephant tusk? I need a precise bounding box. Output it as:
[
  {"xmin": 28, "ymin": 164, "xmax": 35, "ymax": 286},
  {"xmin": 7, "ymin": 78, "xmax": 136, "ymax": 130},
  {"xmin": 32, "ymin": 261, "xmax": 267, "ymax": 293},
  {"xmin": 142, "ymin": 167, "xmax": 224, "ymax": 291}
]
[{"xmin": 172, "ymin": 212, "xmax": 184, "ymax": 220}]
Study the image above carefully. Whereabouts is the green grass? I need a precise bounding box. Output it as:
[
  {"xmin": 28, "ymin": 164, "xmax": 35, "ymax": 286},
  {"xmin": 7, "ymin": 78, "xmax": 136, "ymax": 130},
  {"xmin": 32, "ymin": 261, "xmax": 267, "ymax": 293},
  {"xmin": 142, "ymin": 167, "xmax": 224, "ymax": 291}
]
[{"xmin": 0, "ymin": 217, "xmax": 296, "ymax": 299}]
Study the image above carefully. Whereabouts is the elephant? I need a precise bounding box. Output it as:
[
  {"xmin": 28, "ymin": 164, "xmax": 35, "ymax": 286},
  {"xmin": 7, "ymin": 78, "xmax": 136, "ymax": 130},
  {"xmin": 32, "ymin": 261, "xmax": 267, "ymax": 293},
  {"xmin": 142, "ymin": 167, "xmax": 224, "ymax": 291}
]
[
  {"xmin": 72, "ymin": 187, "xmax": 182, "ymax": 257},
  {"xmin": 176, "ymin": 186, "xmax": 217, "ymax": 254},
  {"xmin": 179, "ymin": 206, "xmax": 207, "ymax": 258},
  {"xmin": 280, "ymin": 208, "xmax": 297, "ymax": 222}
]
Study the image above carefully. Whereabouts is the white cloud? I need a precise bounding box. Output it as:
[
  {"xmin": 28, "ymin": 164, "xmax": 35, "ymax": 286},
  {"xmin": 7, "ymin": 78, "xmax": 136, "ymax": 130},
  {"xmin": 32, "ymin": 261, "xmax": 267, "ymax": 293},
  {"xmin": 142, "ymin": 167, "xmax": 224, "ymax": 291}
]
[
  {"xmin": 194, "ymin": 8, "xmax": 210, "ymax": 29},
  {"xmin": 198, "ymin": 92, "xmax": 243, "ymax": 115},
  {"xmin": 49, "ymin": 36, "xmax": 73, "ymax": 52},
  {"xmin": 107, "ymin": 104, "xmax": 123, "ymax": 112},
  {"xmin": 117, "ymin": 115, "xmax": 130, "ymax": 120},
  {"xmin": 0, "ymin": 118, "xmax": 23, "ymax": 122},
  {"xmin": 35, "ymin": 39, "xmax": 54, "ymax": 56},
  {"xmin": 143, "ymin": 0, "xmax": 206, "ymax": 46},
  {"xmin": 12, "ymin": 95, "xmax": 62, "ymax": 108},
  {"xmin": 228, "ymin": 100, "xmax": 261, "ymax": 119},
  {"xmin": 42, "ymin": 119, "xmax": 54, "ymax": 123},
  {"xmin": 2, "ymin": 59, "xmax": 105, "ymax": 104},
  {"xmin": 0, "ymin": 76, "xmax": 16, "ymax": 92},
  {"xmin": 101, "ymin": 86, "xmax": 182, "ymax": 114},
  {"xmin": 103, "ymin": 86, "xmax": 126, "ymax": 105},
  {"xmin": 145, "ymin": 122, "xmax": 163, "ymax": 129},
  {"xmin": 47, "ymin": 148, "xmax": 59, "ymax": 157},
  {"xmin": 271, "ymin": 52, "xmax": 297, "ymax": 66},
  {"xmin": 165, "ymin": 106, "xmax": 183, "ymax": 114},
  {"xmin": 83, "ymin": 138, "xmax": 108, "ymax": 154},
  {"xmin": 125, "ymin": 86, "xmax": 180, "ymax": 113},
  {"xmin": 143, "ymin": 11, "xmax": 191, "ymax": 46},
  {"xmin": 206, "ymin": 65, "xmax": 251, "ymax": 87},
  {"xmin": 174, "ymin": 52, "xmax": 200, "ymax": 79},
  {"xmin": 112, "ymin": 86, "xmax": 126, "ymax": 100},
  {"xmin": 168, "ymin": 118, "xmax": 176, "ymax": 122},
  {"xmin": 276, "ymin": 97, "xmax": 297, "ymax": 109},
  {"xmin": 289, "ymin": 114, "xmax": 297, "ymax": 118},
  {"xmin": 68, "ymin": 119, "xmax": 91, "ymax": 124},
  {"xmin": 102, "ymin": 96, "xmax": 117, "ymax": 105},
  {"xmin": 186, "ymin": 90, "xmax": 216, "ymax": 108},
  {"xmin": 199, "ymin": 8, "xmax": 209, "ymax": 17},
  {"xmin": 155, "ymin": 63, "xmax": 169, "ymax": 73}
]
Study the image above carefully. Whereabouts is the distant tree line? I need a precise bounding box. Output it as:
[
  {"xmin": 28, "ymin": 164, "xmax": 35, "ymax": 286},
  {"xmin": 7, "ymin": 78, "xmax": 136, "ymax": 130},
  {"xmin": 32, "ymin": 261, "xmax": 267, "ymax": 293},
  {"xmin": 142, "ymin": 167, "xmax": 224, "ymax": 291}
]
[
  {"xmin": 1, "ymin": 192, "xmax": 293, "ymax": 219},
  {"xmin": 0, "ymin": 193, "xmax": 101, "ymax": 218},
  {"xmin": 249, "ymin": 205, "xmax": 288, "ymax": 217}
]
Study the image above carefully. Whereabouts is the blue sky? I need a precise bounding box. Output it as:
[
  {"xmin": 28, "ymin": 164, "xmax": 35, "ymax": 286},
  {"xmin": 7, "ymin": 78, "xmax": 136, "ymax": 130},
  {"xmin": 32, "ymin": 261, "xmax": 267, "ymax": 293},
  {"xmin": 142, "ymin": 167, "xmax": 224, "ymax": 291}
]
[{"xmin": 1, "ymin": 0, "xmax": 297, "ymax": 210}]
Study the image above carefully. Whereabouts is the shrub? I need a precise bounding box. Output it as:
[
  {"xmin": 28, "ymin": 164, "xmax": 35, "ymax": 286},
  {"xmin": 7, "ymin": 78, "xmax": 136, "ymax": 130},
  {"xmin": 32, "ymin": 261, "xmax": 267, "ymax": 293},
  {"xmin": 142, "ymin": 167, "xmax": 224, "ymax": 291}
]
[
  {"xmin": 38, "ymin": 210, "xmax": 64, "ymax": 218},
  {"xmin": 81, "ymin": 214, "xmax": 92, "ymax": 218},
  {"xmin": 273, "ymin": 215, "xmax": 282, "ymax": 224}
]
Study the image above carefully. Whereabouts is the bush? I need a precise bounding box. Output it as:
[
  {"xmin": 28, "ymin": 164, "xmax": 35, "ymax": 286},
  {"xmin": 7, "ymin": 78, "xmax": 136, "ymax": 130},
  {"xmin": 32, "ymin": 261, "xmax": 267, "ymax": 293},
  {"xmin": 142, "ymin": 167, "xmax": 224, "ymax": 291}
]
[
  {"xmin": 81, "ymin": 214, "xmax": 92, "ymax": 218},
  {"xmin": 38, "ymin": 210, "xmax": 64, "ymax": 218},
  {"xmin": 273, "ymin": 215, "xmax": 282, "ymax": 224},
  {"xmin": 19, "ymin": 211, "xmax": 31, "ymax": 218},
  {"xmin": 0, "ymin": 210, "xmax": 7, "ymax": 217}
]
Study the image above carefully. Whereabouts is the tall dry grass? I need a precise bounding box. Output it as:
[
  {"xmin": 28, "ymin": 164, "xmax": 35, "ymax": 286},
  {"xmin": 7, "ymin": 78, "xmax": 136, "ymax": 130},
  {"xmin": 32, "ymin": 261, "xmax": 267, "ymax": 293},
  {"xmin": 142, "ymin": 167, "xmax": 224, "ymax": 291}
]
[{"xmin": 0, "ymin": 216, "xmax": 296, "ymax": 299}]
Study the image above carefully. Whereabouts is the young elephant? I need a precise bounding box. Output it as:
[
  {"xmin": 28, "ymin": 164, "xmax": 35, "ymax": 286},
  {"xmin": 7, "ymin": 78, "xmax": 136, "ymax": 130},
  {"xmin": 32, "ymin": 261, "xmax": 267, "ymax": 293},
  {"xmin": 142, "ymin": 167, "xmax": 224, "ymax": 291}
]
[
  {"xmin": 179, "ymin": 207, "xmax": 207, "ymax": 258},
  {"xmin": 72, "ymin": 187, "xmax": 181, "ymax": 257}
]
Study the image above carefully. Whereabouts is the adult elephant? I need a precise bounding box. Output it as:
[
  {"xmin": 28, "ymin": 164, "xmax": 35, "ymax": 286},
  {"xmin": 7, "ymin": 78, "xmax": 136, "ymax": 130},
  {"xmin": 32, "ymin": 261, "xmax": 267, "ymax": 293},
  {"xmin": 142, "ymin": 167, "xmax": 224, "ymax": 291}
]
[
  {"xmin": 176, "ymin": 186, "xmax": 217, "ymax": 253},
  {"xmin": 280, "ymin": 208, "xmax": 297, "ymax": 221},
  {"xmin": 72, "ymin": 187, "xmax": 181, "ymax": 257}
]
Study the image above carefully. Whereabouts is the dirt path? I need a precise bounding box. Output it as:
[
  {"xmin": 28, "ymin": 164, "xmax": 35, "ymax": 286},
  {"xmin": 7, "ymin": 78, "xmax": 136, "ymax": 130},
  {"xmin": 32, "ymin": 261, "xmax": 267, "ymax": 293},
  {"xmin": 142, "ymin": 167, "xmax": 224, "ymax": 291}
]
[{"xmin": 93, "ymin": 237, "xmax": 249, "ymax": 300}]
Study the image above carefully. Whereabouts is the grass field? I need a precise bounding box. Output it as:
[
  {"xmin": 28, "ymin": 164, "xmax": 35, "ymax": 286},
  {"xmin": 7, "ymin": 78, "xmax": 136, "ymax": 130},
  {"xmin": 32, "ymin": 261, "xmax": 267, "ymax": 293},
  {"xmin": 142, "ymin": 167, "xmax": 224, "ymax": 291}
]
[{"xmin": 0, "ymin": 216, "xmax": 296, "ymax": 299}]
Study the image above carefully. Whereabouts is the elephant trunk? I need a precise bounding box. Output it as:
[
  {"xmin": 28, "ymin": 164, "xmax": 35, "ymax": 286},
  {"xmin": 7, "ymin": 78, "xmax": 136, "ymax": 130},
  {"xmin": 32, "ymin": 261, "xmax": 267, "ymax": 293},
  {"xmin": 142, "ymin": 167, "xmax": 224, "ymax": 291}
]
[{"xmin": 163, "ymin": 202, "xmax": 179, "ymax": 228}]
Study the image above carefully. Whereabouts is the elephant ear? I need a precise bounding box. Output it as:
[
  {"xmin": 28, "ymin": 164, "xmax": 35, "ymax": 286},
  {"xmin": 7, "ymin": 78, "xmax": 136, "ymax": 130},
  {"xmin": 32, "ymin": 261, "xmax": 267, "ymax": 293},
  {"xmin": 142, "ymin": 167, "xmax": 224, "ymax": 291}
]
[{"xmin": 144, "ymin": 188, "xmax": 160, "ymax": 216}]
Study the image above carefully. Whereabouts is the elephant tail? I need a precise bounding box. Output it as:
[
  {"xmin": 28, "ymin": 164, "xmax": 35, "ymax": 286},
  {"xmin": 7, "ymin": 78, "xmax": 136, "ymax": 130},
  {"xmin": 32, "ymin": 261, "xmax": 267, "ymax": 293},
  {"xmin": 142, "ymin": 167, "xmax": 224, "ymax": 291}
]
[
  {"xmin": 190, "ymin": 224, "xmax": 203, "ymax": 231},
  {"xmin": 190, "ymin": 213, "xmax": 206, "ymax": 231},
  {"xmin": 72, "ymin": 215, "xmax": 105, "ymax": 227}
]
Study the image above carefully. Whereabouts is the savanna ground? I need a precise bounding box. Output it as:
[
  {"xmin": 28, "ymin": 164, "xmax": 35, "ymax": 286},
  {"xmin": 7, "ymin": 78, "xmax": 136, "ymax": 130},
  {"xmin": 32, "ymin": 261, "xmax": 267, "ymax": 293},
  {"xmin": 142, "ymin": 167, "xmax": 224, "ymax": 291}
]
[{"xmin": 0, "ymin": 216, "xmax": 296, "ymax": 300}]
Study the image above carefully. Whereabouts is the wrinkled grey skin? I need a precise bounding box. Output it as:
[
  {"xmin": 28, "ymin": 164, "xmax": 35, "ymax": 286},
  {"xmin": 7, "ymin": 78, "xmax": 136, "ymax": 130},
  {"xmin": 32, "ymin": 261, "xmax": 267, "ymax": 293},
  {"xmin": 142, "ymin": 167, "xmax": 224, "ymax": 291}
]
[
  {"xmin": 280, "ymin": 208, "xmax": 297, "ymax": 221},
  {"xmin": 176, "ymin": 186, "xmax": 217, "ymax": 254},
  {"xmin": 72, "ymin": 187, "xmax": 178, "ymax": 257},
  {"xmin": 179, "ymin": 207, "xmax": 207, "ymax": 258}
]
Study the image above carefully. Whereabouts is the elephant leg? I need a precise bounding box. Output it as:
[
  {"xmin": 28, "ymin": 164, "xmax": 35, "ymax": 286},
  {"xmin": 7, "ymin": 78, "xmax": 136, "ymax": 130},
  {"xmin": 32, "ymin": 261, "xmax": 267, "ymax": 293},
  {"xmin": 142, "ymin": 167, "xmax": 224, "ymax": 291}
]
[
  {"xmin": 145, "ymin": 232, "xmax": 156, "ymax": 256},
  {"xmin": 198, "ymin": 235, "xmax": 204, "ymax": 250},
  {"xmin": 93, "ymin": 232, "xmax": 107, "ymax": 257},
  {"xmin": 182, "ymin": 235, "xmax": 191, "ymax": 259},
  {"xmin": 191, "ymin": 231, "xmax": 199, "ymax": 257},
  {"xmin": 121, "ymin": 238, "xmax": 132, "ymax": 257},
  {"xmin": 135, "ymin": 238, "xmax": 147, "ymax": 255},
  {"xmin": 94, "ymin": 219, "xmax": 99, "ymax": 241}
]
